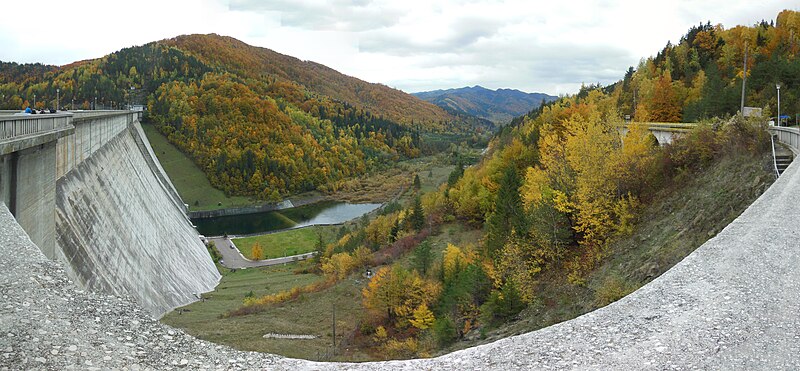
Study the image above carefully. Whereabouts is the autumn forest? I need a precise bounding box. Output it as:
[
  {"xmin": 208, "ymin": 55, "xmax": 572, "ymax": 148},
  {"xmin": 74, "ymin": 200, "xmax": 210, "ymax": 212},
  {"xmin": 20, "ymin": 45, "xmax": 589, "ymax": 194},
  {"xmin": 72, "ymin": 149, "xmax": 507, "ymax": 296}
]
[{"xmin": 2, "ymin": 9, "xmax": 799, "ymax": 361}]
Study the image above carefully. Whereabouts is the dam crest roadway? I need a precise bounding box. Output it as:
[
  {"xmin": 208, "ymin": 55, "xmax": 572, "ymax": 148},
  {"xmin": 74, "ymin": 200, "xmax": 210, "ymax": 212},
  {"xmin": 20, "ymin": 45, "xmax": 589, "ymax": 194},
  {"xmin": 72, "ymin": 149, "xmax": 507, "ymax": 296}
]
[{"xmin": 1, "ymin": 112, "xmax": 799, "ymax": 369}]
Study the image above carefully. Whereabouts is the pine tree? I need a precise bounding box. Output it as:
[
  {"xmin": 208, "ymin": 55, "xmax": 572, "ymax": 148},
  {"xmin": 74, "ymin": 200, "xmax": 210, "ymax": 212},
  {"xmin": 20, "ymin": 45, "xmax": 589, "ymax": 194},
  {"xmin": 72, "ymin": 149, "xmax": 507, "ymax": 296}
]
[
  {"xmin": 409, "ymin": 196, "xmax": 425, "ymax": 232},
  {"xmin": 486, "ymin": 166, "xmax": 525, "ymax": 256},
  {"xmin": 413, "ymin": 173, "xmax": 421, "ymax": 190}
]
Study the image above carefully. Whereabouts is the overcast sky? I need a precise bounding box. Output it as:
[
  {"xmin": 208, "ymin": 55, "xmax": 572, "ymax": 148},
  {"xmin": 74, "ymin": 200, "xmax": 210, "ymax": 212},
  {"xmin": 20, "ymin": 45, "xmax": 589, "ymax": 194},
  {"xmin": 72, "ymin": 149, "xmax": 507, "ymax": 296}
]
[{"xmin": 0, "ymin": 0, "xmax": 794, "ymax": 95}]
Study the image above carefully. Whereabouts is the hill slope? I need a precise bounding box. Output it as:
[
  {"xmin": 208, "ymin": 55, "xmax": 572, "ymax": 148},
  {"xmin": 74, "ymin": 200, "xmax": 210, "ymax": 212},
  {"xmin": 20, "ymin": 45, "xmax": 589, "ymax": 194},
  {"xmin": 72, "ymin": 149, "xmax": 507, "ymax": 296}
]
[
  {"xmin": 0, "ymin": 35, "xmax": 475, "ymax": 200},
  {"xmin": 413, "ymin": 85, "xmax": 556, "ymax": 124},
  {"xmin": 163, "ymin": 34, "xmax": 455, "ymax": 128}
]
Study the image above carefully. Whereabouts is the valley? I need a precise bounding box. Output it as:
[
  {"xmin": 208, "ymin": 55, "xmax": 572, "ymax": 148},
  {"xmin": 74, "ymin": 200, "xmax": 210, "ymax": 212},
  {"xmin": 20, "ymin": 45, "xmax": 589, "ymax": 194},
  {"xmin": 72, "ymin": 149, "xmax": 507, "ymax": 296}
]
[{"xmin": 1, "ymin": 7, "xmax": 798, "ymax": 368}]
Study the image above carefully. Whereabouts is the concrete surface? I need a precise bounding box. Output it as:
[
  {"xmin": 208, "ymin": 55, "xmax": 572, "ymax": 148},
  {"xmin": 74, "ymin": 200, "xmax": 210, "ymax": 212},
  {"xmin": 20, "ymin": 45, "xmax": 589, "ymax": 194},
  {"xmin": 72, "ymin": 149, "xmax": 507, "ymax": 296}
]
[{"xmin": 53, "ymin": 122, "xmax": 220, "ymax": 318}]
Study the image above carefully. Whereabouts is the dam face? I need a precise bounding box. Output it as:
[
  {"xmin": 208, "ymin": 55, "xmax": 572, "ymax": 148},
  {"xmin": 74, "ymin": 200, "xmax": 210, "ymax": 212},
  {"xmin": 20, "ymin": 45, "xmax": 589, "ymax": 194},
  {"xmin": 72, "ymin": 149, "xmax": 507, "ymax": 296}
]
[
  {"xmin": 54, "ymin": 121, "xmax": 220, "ymax": 317},
  {"xmin": 0, "ymin": 111, "xmax": 219, "ymax": 318}
]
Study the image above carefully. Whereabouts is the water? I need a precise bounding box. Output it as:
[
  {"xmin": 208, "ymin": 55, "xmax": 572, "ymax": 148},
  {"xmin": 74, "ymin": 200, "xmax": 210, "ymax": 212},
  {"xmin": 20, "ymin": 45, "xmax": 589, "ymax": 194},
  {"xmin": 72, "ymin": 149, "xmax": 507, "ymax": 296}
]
[{"xmin": 192, "ymin": 201, "xmax": 381, "ymax": 236}]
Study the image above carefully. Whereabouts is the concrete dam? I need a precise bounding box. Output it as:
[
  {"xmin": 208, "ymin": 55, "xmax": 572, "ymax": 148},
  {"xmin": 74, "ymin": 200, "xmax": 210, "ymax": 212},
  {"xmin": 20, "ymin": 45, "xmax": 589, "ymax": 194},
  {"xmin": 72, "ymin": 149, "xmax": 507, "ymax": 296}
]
[
  {"xmin": 0, "ymin": 111, "xmax": 219, "ymax": 318},
  {"xmin": 1, "ymin": 114, "xmax": 800, "ymax": 369}
]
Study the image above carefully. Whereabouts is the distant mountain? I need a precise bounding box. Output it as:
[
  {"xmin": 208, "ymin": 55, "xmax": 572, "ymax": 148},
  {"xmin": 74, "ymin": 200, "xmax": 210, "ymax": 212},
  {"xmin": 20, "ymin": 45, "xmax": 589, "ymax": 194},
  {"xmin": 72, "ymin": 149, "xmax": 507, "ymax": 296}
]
[{"xmin": 413, "ymin": 86, "xmax": 557, "ymax": 124}]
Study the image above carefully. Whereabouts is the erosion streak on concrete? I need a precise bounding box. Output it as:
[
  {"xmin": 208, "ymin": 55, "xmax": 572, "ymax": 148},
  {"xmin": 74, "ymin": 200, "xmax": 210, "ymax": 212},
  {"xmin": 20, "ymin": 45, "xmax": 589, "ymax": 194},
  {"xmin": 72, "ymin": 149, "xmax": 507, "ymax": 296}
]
[{"xmin": 54, "ymin": 121, "xmax": 220, "ymax": 318}]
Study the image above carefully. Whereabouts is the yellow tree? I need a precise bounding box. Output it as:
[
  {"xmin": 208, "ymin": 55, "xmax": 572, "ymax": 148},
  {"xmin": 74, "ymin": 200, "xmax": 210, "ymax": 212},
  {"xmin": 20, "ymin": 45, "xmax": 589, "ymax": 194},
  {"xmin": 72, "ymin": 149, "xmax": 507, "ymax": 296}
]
[
  {"xmin": 321, "ymin": 252, "xmax": 356, "ymax": 280},
  {"xmin": 250, "ymin": 242, "xmax": 263, "ymax": 260},
  {"xmin": 362, "ymin": 266, "xmax": 441, "ymax": 328},
  {"xmin": 409, "ymin": 303, "xmax": 435, "ymax": 330}
]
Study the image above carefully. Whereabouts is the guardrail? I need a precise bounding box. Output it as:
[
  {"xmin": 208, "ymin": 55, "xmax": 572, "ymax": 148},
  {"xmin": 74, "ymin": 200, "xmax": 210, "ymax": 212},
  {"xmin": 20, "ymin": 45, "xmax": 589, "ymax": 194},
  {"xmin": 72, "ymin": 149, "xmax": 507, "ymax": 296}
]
[
  {"xmin": 0, "ymin": 113, "xmax": 72, "ymax": 140},
  {"xmin": 769, "ymin": 126, "xmax": 800, "ymax": 154}
]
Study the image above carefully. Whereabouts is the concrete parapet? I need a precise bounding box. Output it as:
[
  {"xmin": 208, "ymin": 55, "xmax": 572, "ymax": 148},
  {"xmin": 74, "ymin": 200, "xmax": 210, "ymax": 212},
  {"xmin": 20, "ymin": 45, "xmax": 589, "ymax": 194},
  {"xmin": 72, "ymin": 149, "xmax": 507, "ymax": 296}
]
[
  {"xmin": 55, "ymin": 111, "xmax": 133, "ymax": 178},
  {"xmin": 770, "ymin": 126, "xmax": 800, "ymax": 154}
]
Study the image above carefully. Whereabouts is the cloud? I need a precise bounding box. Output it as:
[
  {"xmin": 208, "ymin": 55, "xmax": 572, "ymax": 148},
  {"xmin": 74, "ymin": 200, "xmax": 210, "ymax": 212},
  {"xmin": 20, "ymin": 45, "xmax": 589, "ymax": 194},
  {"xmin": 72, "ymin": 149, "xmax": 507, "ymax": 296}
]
[
  {"xmin": 230, "ymin": 0, "xmax": 403, "ymax": 32},
  {"xmin": 0, "ymin": 0, "xmax": 793, "ymax": 96}
]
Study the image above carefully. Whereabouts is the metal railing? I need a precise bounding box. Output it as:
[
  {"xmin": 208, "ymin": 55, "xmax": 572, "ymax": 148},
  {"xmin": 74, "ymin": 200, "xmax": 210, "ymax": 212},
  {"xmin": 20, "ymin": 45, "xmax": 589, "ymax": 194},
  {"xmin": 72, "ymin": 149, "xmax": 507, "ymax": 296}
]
[
  {"xmin": 0, "ymin": 113, "xmax": 72, "ymax": 140},
  {"xmin": 769, "ymin": 126, "xmax": 800, "ymax": 154},
  {"xmin": 770, "ymin": 134, "xmax": 781, "ymax": 179}
]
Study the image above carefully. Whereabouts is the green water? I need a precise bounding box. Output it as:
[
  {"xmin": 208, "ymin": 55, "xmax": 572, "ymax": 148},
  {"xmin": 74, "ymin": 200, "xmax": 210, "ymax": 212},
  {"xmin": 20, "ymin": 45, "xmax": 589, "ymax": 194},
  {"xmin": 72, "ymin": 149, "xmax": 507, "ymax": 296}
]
[{"xmin": 192, "ymin": 201, "xmax": 380, "ymax": 236}]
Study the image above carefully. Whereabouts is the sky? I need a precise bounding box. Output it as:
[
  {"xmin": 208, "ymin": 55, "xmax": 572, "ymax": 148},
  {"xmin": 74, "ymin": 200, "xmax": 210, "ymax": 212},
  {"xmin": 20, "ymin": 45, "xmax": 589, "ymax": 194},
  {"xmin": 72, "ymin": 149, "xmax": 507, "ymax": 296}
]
[{"xmin": 0, "ymin": 0, "xmax": 795, "ymax": 95}]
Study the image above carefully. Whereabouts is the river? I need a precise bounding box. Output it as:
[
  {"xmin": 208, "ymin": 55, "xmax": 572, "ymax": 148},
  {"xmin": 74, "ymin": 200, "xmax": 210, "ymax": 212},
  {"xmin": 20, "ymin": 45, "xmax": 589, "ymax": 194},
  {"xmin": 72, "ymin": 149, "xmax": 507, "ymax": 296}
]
[{"xmin": 192, "ymin": 201, "xmax": 381, "ymax": 236}]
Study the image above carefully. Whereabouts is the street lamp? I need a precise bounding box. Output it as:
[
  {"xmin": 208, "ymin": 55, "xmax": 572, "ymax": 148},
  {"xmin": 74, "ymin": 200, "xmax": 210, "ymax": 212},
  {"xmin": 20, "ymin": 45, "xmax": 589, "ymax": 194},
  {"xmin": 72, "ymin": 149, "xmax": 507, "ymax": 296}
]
[
  {"xmin": 33, "ymin": 93, "xmax": 36, "ymax": 109},
  {"xmin": 56, "ymin": 88, "xmax": 60, "ymax": 111},
  {"xmin": 776, "ymin": 83, "xmax": 781, "ymax": 126}
]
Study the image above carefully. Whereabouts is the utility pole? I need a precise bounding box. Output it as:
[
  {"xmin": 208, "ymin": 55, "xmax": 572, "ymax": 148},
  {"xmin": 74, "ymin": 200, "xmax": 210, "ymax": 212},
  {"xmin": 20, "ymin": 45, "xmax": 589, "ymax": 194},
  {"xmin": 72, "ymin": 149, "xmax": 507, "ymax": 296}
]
[
  {"xmin": 740, "ymin": 42, "xmax": 747, "ymax": 114},
  {"xmin": 331, "ymin": 302, "xmax": 336, "ymax": 357},
  {"xmin": 777, "ymin": 84, "xmax": 781, "ymax": 126}
]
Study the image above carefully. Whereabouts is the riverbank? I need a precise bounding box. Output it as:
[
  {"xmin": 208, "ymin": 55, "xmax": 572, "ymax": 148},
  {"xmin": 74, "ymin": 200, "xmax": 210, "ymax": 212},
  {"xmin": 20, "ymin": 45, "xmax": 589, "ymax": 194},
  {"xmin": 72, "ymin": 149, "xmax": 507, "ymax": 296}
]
[{"xmin": 188, "ymin": 194, "xmax": 326, "ymax": 219}]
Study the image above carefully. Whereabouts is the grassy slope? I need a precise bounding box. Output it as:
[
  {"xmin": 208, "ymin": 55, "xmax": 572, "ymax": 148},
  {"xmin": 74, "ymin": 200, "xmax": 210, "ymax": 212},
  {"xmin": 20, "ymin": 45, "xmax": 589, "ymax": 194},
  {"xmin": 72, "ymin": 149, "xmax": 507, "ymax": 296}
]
[
  {"xmin": 234, "ymin": 226, "xmax": 337, "ymax": 260},
  {"xmin": 162, "ymin": 261, "xmax": 370, "ymax": 361},
  {"xmin": 445, "ymin": 148, "xmax": 775, "ymax": 352},
  {"xmin": 141, "ymin": 123, "xmax": 255, "ymax": 211}
]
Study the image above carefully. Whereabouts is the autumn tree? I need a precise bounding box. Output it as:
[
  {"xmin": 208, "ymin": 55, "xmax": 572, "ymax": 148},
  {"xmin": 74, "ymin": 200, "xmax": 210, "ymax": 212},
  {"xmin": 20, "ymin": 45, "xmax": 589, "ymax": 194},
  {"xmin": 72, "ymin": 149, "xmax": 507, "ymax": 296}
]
[
  {"xmin": 250, "ymin": 243, "xmax": 263, "ymax": 260},
  {"xmin": 650, "ymin": 72, "xmax": 682, "ymax": 122},
  {"xmin": 362, "ymin": 266, "xmax": 441, "ymax": 328}
]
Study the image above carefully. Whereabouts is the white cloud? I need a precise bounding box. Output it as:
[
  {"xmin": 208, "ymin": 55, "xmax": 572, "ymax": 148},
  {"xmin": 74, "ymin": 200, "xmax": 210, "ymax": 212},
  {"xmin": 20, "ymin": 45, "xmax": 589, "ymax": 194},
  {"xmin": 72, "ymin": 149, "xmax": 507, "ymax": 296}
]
[{"xmin": 0, "ymin": 0, "xmax": 794, "ymax": 95}]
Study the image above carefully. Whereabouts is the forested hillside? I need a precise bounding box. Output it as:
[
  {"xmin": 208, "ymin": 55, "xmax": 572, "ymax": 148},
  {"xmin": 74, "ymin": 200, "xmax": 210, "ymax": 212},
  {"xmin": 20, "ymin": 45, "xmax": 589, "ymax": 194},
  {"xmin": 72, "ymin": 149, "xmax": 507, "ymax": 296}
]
[
  {"xmin": 163, "ymin": 34, "xmax": 456, "ymax": 129},
  {"xmin": 414, "ymin": 85, "xmax": 557, "ymax": 124},
  {"xmin": 222, "ymin": 10, "xmax": 791, "ymax": 359},
  {"xmin": 607, "ymin": 9, "xmax": 800, "ymax": 122},
  {"xmin": 0, "ymin": 35, "xmax": 477, "ymax": 199}
]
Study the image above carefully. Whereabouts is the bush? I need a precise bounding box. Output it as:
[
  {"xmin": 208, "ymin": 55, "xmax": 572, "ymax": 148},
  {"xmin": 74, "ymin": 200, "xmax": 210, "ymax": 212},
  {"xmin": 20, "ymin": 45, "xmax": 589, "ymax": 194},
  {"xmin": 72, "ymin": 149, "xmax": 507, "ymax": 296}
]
[
  {"xmin": 432, "ymin": 316, "xmax": 458, "ymax": 347},
  {"xmin": 479, "ymin": 281, "xmax": 526, "ymax": 327},
  {"xmin": 594, "ymin": 274, "xmax": 635, "ymax": 307}
]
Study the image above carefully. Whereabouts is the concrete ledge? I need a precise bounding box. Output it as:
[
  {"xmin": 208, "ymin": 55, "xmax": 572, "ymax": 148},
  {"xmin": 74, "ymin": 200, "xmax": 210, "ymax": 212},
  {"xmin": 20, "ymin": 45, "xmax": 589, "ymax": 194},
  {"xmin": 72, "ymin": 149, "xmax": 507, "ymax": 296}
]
[{"xmin": 0, "ymin": 126, "xmax": 74, "ymax": 155}]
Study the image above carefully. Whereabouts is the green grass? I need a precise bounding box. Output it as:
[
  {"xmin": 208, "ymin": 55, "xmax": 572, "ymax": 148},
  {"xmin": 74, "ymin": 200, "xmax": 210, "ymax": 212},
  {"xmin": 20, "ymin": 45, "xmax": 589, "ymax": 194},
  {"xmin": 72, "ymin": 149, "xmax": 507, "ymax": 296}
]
[
  {"xmin": 141, "ymin": 123, "xmax": 255, "ymax": 211},
  {"xmin": 234, "ymin": 226, "xmax": 337, "ymax": 260},
  {"xmin": 162, "ymin": 262, "xmax": 372, "ymax": 361}
]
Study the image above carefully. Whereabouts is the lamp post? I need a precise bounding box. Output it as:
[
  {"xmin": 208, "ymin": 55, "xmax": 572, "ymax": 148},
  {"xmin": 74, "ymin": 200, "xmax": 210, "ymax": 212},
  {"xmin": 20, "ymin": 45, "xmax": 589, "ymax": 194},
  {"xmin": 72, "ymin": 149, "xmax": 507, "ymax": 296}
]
[
  {"xmin": 33, "ymin": 93, "xmax": 36, "ymax": 109},
  {"xmin": 56, "ymin": 88, "xmax": 60, "ymax": 111},
  {"xmin": 777, "ymin": 83, "xmax": 781, "ymax": 126}
]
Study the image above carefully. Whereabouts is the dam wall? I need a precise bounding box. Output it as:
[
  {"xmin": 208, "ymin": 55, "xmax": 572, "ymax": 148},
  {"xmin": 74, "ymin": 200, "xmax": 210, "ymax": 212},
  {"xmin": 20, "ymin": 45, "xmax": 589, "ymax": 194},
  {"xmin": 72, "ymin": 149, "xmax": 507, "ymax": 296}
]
[
  {"xmin": 1, "ymin": 111, "xmax": 219, "ymax": 319},
  {"xmin": 54, "ymin": 118, "xmax": 220, "ymax": 317}
]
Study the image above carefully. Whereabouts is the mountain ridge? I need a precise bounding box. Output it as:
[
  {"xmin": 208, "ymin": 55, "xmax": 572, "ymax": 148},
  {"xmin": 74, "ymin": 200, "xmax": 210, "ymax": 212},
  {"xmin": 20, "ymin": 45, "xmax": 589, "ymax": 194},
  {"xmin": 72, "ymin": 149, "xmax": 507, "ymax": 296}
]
[{"xmin": 161, "ymin": 34, "xmax": 456, "ymax": 128}]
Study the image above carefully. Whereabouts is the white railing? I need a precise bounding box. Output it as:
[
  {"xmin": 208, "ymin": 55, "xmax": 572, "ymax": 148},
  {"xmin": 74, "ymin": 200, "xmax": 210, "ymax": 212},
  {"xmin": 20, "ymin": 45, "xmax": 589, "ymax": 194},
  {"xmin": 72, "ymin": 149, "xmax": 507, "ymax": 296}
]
[
  {"xmin": 0, "ymin": 114, "xmax": 72, "ymax": 140},
  {"xmin": 769, "ymin": 126, "xmax": 800, "ymax": 154}
]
